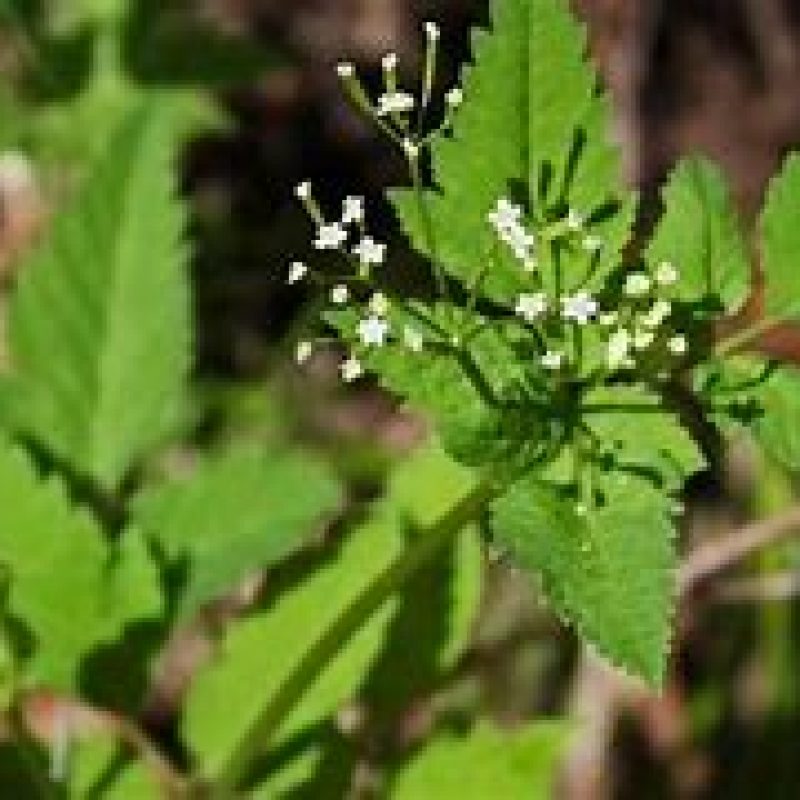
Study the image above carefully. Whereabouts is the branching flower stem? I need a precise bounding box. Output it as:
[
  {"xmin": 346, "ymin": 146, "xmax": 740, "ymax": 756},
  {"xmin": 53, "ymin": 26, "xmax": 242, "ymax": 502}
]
[{"xmin": 207, "ymin": 480, "xmax": 498, "ymax": 797}]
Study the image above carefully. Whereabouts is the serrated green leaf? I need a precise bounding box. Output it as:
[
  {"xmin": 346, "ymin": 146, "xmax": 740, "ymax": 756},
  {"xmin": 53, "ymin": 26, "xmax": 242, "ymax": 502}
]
[
  {"xmin": 392, "ymin": 0, "xmax": 634, "ymax": 300},
  {"xmin": 392, "ymin": 720, "xmax": 571, "ymax": 799},
  {"xmin": 6, "ymin": 101, "xmax": 192, "ymax": 489},
  {"xmin": 132, "ymin": 446, "xmax": 340, "ymax": 619},
  {"xmin": 182, "ymin": 444, "xmax": 483, "ymax": 780},
  {"xmin": 492, "ymin": 474, "xmax": 676, "ymax": 685},
  {"xmin": 646, "ymin": 157, "xmax": 750, "ymax": 316},
  {"xmin": 0, "ymin": 443, "xmax": 161, "ymax": 690},
  {"xmin": 761, "ymin": 153, "xmax": 800, "ymax": 322},
  {"xmin": 584, "ymin": 385, "xmax": 706, "ymax": 492}
]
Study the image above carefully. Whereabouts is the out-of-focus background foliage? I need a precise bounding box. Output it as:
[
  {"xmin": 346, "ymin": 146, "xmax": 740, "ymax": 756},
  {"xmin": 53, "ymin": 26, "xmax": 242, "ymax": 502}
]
[{"xmin": 3, "ymin": 1, "xmax": 800, "ymax": 797}]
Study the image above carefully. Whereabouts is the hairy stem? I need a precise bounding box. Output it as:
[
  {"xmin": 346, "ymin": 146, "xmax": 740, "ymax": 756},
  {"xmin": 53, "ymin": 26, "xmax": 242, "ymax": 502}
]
[{"xmin": 207, "ymin": 480, "xmax": 496, "ymax": 795}]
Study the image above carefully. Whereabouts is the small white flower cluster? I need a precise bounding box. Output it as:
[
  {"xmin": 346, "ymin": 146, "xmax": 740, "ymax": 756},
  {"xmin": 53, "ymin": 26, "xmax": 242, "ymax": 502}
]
[
  {"xmin": 603, "ymin": 262, "xmax": 686, "ymax": 371},
  {"xmin": 513, "ymin": 289, "xmax": 599, "ymax": 370},
  {"xmin": 509, "ymin": 248, "xmax": 686, "ymax": 373},
  {"xmin": 336, "ymin": 22, "xmax": 463, "ymax": 165},
  {"xmin": 488, "ymin": 198, "xmax": 605, "ymax": 277},
  {"xmin": 293, "ymin": 184, "xmax": 387, "ymax": 274},
  {"xmin": 290, "ymin": 184, "xmax": 428, "ymax": 382}
]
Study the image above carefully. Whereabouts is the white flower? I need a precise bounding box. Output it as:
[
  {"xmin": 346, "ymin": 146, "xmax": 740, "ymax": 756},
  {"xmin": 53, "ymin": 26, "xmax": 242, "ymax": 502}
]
[
  {"xmin": 342, "ymin": 195, "xmax": 364, "ymax": 225},
  {"xmin": 667, "ymin": 334, "xmax": 688, "ymax": 356},
  {"xmin": 541, "ymin": 351, "xmax": 564, "ymax": 370},
  {"xmin": 331, "ymin": 284, "xmax": 349, "ymax": 305},
  {"xmin": 446, "ymin": 87, "xmax": 463, "ymax": 108},
  {"xmin": 295, "ymin": 340, "xmax": 313, "ymax": 364},
  {"xmin": 424, "ymin": 21, "xmax": 441, "ymax": 41},
  {"xmin": 369, "ymin": 292, "xmax": 389, "ymax": 316},
  {"xmin": 295, "ymin": 181, "xmax": 312, "ymax": 200},
  {"xmin": 566, "ymin": 208, "xmax": 584, "ymax": 231},
  {"xmin": 633, "ymin": 329, "xmax": 655, "ymax": 351},
  {"xmin": 336, "ymin": 62, "xmax": 355, "ymax": 79},
  {"xmin": 561, "ymin": 292, "xmax": 598, "ymax": 325},
  {"xmin": 583, "ymin": 235, "xmax": 603, "ymax": 253},
  {"xmin": 402, "ymin": 138, "xmax": 420, "ymax": 160},
  {"xmin": 357, "ymin": 316, "xmax": 390, "ymax": 347},
  {"xmin": 382, "ymin": 53, "xmax": 398, "ymax": 72},
  {"xmin": 656, "ymin": 261, "xmax": 679, "ymax": 286},
  {"xmin": 288, "ymin": 261, "xmax": 307, "ymax": 285},
  {"xmin": 353, "ymin": 236, "xmax": 386, "ymax": 267},
  {"xmin": 341, "ymin": 356, "xmax": 363, "ymax": 383},
  {"xmin": 641, "ymin": 300, "xmax": 672, "ymax": 328},
  {"xmin": 624, "ymin": 272, "xmax": 652, "ymax": 297},
  {"xmin": 607, "ymin": 328, "xmax": 633, "ymax": 370},
  {"xmin": 378, "ymin": 91, "xmax": 416, "ymax": 117},
  {"xmin": 515, "ymin": 292, "xmax": 548, "ymax": 323},
  {"xmin": 404, "ymin": 326, "xmax": 424, "ymax": 352},
  {"xmin": 314, "ymin": 222, "xmax": 348, "ymax": 250},
  {"xmin": 488, "ymin": 197, "xmax": 523, "ymax": 234}
]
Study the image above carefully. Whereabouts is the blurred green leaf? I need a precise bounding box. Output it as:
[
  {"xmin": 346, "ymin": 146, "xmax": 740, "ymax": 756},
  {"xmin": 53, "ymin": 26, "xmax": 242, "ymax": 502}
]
[
  {"xmin": 391, "ymin": 720, "xmax": 571, "ymax": 799},
  {"xmin": 761, "ymin": 153, "xmax": 800, "ymax": 322},
  {"xmin": 183, "ymin": 444, "xmax": 483, "ymax": 785},
  {"xmin": 133, "ymin": 446, "xmax": 341, "ymax": 620},
  {"xmin": 6, "ymin": 101, "xmax": 192, "ymax": 489},
  {"xmin": 124, "ymin": 0, "xmax": 282, "ymax": 87},
  {"xmin": 0, "ymin": 441, "xmax": 161, "ymax": 691}
]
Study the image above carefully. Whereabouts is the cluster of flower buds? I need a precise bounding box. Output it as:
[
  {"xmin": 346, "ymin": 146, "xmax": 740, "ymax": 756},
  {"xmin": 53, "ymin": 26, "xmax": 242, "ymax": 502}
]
[
  {"xmin": 601, "ymin": 262, "xmax": 686, "ymax": 371},
  {"xmin": 335, "ymin": 21, "xmax": 463, "ymax": 166},
  {"xmin": 488, "ymin": 193, "xmax": 687, "ymax": 375}
]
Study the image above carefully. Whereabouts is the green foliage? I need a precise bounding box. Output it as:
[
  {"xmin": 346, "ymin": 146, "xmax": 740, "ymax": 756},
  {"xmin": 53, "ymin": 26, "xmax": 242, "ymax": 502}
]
[
  {"xmin": 392, "ymin": 0, "xmax": 634, "ymax": 301},
  {"xmin": 583, "ymin": 386, "xmax": 706, "ymax": 492},
  {"xmin": 183, "ymin": 446, "xmax": 483, "ymax": 785},
  {"xmin": 0, "ymin": 441, "xmax": 161, "ymax": 691},
  {"xmin": 492, "ymin": 473, "xmax": 677, "ymax": 684},
  {"xmin": 5, "ymin": 102, "xmax": 191, "ymax": 489},
  {"xmin": 392, "ymin": 721, "xmax": 571, "ymax": 799},
  {"xmin": 698, "ymin": 357, "xmax": 800, "ymax": 472},
  {"xmin": 761, "ymin": 153, "xmax": 800, "ymax": 322},
  {"xmin": 646, "ymin": 157, "xmax": 750, "ymax": 316},
  {"xmin": 132, "ymin": 445, "xmax": 341, "ymax": 619}
]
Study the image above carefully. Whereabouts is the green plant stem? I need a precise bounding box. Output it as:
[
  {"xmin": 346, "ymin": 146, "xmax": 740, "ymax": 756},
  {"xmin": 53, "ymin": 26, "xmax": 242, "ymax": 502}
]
[
  {"xmin": 207, "ymin": 480, "xmax": 497, "ymax": 796},
  {"xmin": 409, "ymin": 157, "xmax": 449, "ymax": 301}
]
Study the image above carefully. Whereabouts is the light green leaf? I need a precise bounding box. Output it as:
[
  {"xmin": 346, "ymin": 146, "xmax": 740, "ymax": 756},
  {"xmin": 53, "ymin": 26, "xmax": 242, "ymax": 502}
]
[
  {"xmin": 646, "ymin": 157, "xmax": 750, "ymax": 315},
  {"xmin": 0, "ymin": 443, "xmax": 161, "ymax": 690},
  {"xmin": 699, "ymin": 356, "xmax": 800, "ymax": 472},
  {"xmin": 392, "ymin": 0, "xmax": 634, "ymax": 300},
  {"xmin": 392, "ymin": 720, "xmax": 571, "ymax": 800},
  {"xmin": 492, "ymin": 474, "xmax": 676, "ymax": 685},
  {"xmin": 182, "ymin": 444, "xmax": 483, "ymax": 780},
  {"xmin": 584, "ymin": 385, "xmax": 706, "ymax": 492},
  {"xmin": 7, "ymin": 101, "xmax": 191, "ymax": 489},
  {"xmin": 132, "ymin": 446, "xmax": 340, "ymax": 619},
  {"xmin": 761, "ymin": 152, "xmax": 800, "ymax": 322}
]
